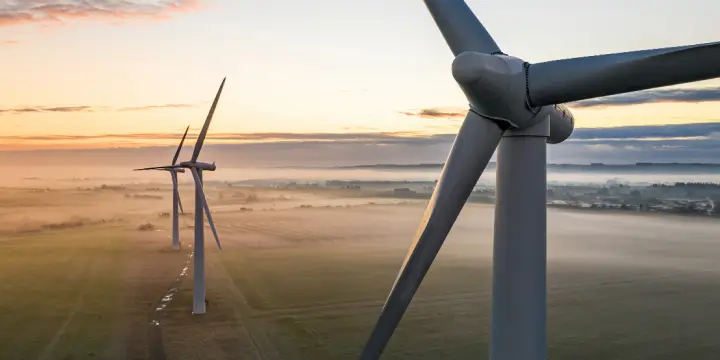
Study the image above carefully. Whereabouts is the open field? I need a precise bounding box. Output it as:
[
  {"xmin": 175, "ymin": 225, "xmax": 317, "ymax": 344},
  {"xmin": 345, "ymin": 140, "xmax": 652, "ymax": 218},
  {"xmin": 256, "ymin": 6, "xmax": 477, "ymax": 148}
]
[{"xmin": 2, "ymin": 181, "xmax": 720, "ymax": 359}]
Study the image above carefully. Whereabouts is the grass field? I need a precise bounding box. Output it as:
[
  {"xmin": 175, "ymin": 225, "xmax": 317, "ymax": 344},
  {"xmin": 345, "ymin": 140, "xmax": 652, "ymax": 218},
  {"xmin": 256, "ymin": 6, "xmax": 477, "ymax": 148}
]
[
  {"xmin": 161, "ymin": 202, "xmax": 720, "ymax": 360},
  {"xmin": 3, "ymin": 183, "xmax": 720, "ymax": 359},
  {"xmin": 0, "ymin": 226, "xmax": 128, "ymax": 360}
]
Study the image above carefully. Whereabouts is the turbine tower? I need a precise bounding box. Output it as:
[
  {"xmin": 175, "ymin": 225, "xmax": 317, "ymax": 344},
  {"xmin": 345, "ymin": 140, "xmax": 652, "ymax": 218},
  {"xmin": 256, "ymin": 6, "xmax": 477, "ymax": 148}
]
[
  {"xmin": 358, "ymin": 1, "xmax": 720, "ymax": 359},
  {"xmin": 134, "ymin": 125, "xmax": 190, "ymax": 250},
  {"xmin": 137, "ymin": 77, "xmax": 226, "ymax": 315}
]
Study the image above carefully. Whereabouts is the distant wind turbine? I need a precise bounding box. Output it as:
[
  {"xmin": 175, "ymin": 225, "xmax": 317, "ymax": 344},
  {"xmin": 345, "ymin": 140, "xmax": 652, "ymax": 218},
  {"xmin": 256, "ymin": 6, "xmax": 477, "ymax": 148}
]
[
  {"xmin": 135, "ymin": 77, "xmax": 226, "ymax": 315},
  {"xmin": 134, "ymin": 125, "xmax": 190, "ymax": 250}
]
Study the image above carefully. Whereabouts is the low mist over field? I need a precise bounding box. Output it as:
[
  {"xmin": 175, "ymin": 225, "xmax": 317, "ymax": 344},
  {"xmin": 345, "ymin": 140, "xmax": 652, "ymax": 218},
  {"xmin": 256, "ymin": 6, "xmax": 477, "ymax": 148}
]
[
  {"xmin": 2, "ymin": 172, "xmax": 720, "ymax": 359},
  {"xmin": 5, "ymin": 160, "xmax": 720, "ymax": 190}
]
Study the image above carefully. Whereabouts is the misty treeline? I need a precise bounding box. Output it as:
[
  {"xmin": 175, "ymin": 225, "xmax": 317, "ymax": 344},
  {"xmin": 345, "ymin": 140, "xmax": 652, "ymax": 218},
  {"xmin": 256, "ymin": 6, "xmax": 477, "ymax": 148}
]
[{"xmin": 651, "ymin": 182, "xmax": 720, "ymax": 188}]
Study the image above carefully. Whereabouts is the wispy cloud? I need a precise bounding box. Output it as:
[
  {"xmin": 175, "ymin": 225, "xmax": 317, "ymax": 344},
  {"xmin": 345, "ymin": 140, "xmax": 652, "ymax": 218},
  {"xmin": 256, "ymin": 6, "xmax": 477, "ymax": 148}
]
[
  {"xmin": 0, "ymin": 105, "xmax": 94, "ymax": 114},
  {"xmin": 569, "ymin": 87, "xmax": 720, "ymax": 108},
  {"xmin": 399, "ymin": 108, "xmax": 466, "ymax": 119},
  {"xmin": 4, "ymin": 123, "xmax": 720, "ymax": 147},
  {"xmin": 2, "ymin": 123, "xmax": 720, "ymax": 165},
  {"xmin": 0, "ymin": 131, "xmax": 447, "ymax": 145},
  {"xmin": 118, "ymin": 103, "xmax": 196, "ymax": 111},
  {"xmin": 0, "ymin": 0, "xmax": 199, "ymax": 28},
  {"xmin": 568, "ymin": 122, "xmax": 720, "ymax": 140},
  {"xmin": 0, "ymin": 103, "xmax": 197, "ymax": 115},
  {"xmin": 340, "ymin": 126, "xmax": 381, "ymax": 132}
]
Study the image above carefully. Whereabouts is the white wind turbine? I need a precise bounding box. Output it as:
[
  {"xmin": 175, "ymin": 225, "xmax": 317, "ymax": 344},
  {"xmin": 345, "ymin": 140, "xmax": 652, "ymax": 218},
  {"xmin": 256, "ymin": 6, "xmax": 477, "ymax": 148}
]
[
  {"xmin": 134, "ymin": 125, "xmax": 190, "ymax": 250},
  {"xmin": 358, "ymin": 1, "xmax": 720, "ymax": 359},
  {"xmin": 138, "ymin": 77, "xmax": 226, "ymax": 315}
]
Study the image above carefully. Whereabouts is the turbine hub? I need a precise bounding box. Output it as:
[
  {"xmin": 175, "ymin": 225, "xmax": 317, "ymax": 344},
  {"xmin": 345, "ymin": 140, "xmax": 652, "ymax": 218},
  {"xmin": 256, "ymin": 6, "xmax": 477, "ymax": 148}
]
[{"xmin": 452, "ymin": 52, "xmax": 544, "ymax": 130}]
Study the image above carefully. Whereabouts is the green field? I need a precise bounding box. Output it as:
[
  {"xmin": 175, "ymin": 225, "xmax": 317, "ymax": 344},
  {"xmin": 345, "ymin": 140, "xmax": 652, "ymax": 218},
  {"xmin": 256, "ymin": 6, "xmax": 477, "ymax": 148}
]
[
  {"xmin": 0, "ymin": 222, "xmax": 189, "ymax": 360},
  {"xmin": 0, "ymin": 226, "xmax": 129, "ymax": 359},
  {"xmin": 156, "ymin": 204, "xmax": 720, "ymax": 360},
  {"xmin": 196, "ymin": 244, "xmax": 720, "ymax": 359},
  {"xmin": 4, "ymin": 185, "xmax": 720, "ymax": 360}
]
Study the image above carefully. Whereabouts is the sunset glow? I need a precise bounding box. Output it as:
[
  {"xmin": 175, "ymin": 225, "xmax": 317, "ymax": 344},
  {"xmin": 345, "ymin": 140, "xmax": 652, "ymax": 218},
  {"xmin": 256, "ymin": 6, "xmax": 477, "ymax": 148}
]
[{"xmin": 1, "ymin": 0, "xmax": 719, "ymax": 153}]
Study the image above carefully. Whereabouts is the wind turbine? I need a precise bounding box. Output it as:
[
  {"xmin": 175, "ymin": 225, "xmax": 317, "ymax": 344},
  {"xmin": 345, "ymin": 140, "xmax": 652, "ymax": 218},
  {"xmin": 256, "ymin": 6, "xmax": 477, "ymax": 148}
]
[
  {"xmin": 136, "ymin": 77, "xmax": 226, "ymax": 315},
  {"xmin": 358, "ymin": 1, "xmax": 720, "ymax": 359},
  {"xmin": 134, "ymin": 125, "xmax": 190, "ymax": 250}
]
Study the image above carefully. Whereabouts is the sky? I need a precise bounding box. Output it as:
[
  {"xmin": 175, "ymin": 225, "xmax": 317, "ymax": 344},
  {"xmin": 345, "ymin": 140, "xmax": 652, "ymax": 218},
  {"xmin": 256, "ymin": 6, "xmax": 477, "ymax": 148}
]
[{"xmin": 1, "ymin": 0, "xmax": 719, "ymax": 165}]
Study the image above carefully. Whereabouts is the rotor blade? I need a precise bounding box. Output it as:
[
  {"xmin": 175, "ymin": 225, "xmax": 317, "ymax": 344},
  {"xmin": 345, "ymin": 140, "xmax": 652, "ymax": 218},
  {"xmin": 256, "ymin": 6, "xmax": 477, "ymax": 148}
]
[
  {"xmin": 191, "ymin": 78, "xmax": 226, "ymax": 162},
  {"xmin": 358, "ymin": 111, "xmax": 503, "ymax": 360},
  {"xmin": 133, "ymin": 165, "xmax": 177, "ymax": 171},
  {"xmin": 172, "ymin": 125, "xmax": 190, "ymax": 165},
  {"xmin": 170, "ymin": 172, "xmax": 184, "ymax": 214},
  {"xmin": 189, "ymin": 168, "xmax": 222, "ymax": 250},
  {"xmin": 527, "ymin": 41, "xmax": 720, "ymax": 107},
  {"xmin": 424, "ymin": 0, "xmax": 502, "ymax": 56}
]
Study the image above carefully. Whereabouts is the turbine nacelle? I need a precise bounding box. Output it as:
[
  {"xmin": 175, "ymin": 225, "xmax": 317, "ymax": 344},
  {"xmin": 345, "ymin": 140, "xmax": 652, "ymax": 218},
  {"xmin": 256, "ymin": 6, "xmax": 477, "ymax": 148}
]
[
  {"xmin": 179, "ymin": 161, "xmax": 217, "ymax": 171},
  {"xmin": 452, "ymin": 52, "xmax": 537, "ymax": 128},
  {"xmin": 452, "ymin": 51, "xmax": 574, "ymax": 144}
]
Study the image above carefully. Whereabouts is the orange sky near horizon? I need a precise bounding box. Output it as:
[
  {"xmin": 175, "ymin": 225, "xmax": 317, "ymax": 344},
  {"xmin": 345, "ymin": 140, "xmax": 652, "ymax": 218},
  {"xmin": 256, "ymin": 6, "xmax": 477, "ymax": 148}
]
[{"xmin": 1, "ymin": 0, "xmax": 719, "ymax": 150}]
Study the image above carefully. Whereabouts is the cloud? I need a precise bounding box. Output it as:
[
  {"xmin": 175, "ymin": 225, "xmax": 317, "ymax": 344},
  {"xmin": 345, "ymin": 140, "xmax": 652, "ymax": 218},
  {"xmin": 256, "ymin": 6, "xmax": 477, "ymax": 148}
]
[
  {"xmin": 4, "ymin": 123, "xmax": 720, "ymax": 147},
  {"xmin": 0, "ymin": 131, "xmax": 453, "ymax": 146},
  {"xmin": 2, "ymin": 122, "xmax": 720, "ymax": 165},
  {"xmin": 118, "ymin": 103, "xmax": 196, "ymax": 111},
  {"xmin": 569, "ymin": 87, "xmax": 720, "ymax": 108},
  {"xmin": 340, "ymin": 126, "xmax": 381, "ymax": 131},
  {"xmin": 552, "ymin": 122, "xmax": 720, "ymax": 164},
  {"xmin": 2, "ymin": 39, "xmax": 18, "ymax": 45},
  {"xmin": 400, "ymin": 108, "xmax": 466, "ymax": 119},
  {"xmin": 0, "ymin": 105, "xmax": 94, "ymax": 114},
  {"xmin": 568, "ymin": 122, "xmax": 720, "ymax": 140},
  {"xmin": 0, "ymin": 103, "xmax": 196, "ymax": 114},
  {"xmin": 0, "ymin": 0, "xmax": 199, "ymax": 28}
]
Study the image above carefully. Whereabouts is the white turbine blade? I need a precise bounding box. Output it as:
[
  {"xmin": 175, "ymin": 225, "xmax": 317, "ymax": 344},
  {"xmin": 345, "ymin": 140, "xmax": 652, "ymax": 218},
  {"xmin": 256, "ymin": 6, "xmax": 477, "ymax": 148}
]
[
  {"xmin": 134, "ymin": 165, "xmax": 175, "ymax": 171},
  {"xmin": 172, "ymin": 125, "xmax": 190, "ymax": 165},
  {"xmin": 170, "ymin": 172, "xmax": 184, "ymax": 214},
  {"xmin": 424, "ymin": 0, "xmax": 502, "ymax": 55},
  {"xmin": 189, "ymin": 168, "xmax": 222, "ymax": 250},
  {"xmin": 527, "ymin": 41, "xmax": 720, "ymax": 107},
  {"xmin": 191, "ymin": 78, "xmax": 226, "ymax": 162},
  {"xmin": 358, "ymin": 111, "xmax": 503, "ymax": 360}
]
